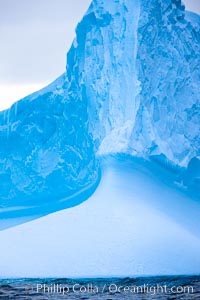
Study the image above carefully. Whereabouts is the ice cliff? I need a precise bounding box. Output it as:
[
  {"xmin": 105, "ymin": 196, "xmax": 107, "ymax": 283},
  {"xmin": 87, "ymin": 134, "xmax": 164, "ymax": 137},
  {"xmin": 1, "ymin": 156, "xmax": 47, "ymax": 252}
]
[{"xmin": 0, "ymin": 0, "xmax": 199, "ymax": 206}]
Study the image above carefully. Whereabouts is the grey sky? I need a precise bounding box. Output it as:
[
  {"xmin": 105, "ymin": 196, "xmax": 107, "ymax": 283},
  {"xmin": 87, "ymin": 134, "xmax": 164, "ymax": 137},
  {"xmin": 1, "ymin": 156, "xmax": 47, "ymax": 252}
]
[
  {"xmin": 0, "ymin": 0, "xmax": 91, "ymax": 85},
  {"xmin": 0, "ymin": 0, "xmax": 199, "ymax": 109},
  {"xmin": 185, "ymin": 0, "xmax": 200, "ymax": 14}
]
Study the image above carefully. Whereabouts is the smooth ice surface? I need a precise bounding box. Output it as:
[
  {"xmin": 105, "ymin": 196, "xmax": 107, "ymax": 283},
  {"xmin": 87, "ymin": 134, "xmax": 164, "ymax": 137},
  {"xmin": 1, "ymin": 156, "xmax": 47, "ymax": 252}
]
[{"xmin": 0, "ymin": 158, "xmax": 200, "ymax": 278}]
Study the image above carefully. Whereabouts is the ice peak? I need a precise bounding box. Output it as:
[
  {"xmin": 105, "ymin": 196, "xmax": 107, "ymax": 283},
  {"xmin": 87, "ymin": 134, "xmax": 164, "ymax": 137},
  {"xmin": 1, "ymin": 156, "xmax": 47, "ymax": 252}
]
[{"xmin": 0, "ymin": 0, "xmax": 199, "ymax": 204}]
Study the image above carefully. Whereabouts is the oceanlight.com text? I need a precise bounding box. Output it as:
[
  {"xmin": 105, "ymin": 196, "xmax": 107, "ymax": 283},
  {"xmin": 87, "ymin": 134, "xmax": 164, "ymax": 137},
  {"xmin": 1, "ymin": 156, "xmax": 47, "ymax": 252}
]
[{"xmin": 35, "ymin": 283, "xmax": 194, "ymax": 296}]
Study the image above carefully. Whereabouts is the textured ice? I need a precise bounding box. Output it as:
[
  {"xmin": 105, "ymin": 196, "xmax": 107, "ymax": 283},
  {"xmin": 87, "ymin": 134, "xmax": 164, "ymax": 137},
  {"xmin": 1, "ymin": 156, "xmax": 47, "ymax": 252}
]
[
  {"xmin": 0, "ymin": 76, "xmax": 99, "ymax": 207},
  {"xmin": 0, "ymin": 0, "xmax": 199, "ymax": 211}
]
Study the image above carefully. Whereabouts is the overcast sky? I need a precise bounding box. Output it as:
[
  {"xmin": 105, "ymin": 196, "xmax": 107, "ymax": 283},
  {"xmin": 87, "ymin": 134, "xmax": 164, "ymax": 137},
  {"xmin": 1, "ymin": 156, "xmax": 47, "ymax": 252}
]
[{"xmin": 0, "ymin": 0, "xmax": 199, "ymax": 110}]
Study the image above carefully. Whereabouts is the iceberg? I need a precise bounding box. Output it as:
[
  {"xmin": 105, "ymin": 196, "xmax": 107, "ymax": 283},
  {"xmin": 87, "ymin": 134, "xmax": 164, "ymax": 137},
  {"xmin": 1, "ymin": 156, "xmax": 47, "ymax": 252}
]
[
  {"xmin": 0, "ymin": 0, "xmax": 199, "ymax": 220},
  {"xmin": 0, "ymin": 0, "xmax": 200, "ymax": 277}
]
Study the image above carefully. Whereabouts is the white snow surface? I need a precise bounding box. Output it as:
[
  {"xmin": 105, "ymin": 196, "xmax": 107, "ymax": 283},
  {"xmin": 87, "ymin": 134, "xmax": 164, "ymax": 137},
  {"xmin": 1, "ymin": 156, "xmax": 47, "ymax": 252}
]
[{"xmin": 0, "ymin": 158, "xmax": 200, "ymax": 278}]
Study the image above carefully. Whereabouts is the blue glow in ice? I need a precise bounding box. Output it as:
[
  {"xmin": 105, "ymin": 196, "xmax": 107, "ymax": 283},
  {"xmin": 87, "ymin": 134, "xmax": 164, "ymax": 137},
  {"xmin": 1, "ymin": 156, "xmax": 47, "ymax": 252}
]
[{"xmin": 0, "ymin": 0, "xmax": 199, "ymax": 220}]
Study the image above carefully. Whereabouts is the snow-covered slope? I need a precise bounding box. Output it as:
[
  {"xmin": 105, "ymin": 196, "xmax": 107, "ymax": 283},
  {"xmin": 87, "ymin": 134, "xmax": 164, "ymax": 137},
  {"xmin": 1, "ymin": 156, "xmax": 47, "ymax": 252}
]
[
  {"xmin": 0, "ymin": 157, "xmax": 200, "ymax": 277},
  {"xmin": 0, "ymin": 0, "xmax": 199, "ymax": 209}
]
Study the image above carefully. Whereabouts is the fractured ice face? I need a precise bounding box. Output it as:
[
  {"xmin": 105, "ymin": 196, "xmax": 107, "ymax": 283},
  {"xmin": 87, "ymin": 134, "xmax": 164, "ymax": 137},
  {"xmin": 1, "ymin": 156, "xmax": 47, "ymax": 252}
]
[
  {"xmin": 0, "ymin": 76, "xmax": 98, "ymax": 204},
  {"xmin": 74, "ymin": 0, "xmax": 199, "ymax": 168}
]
